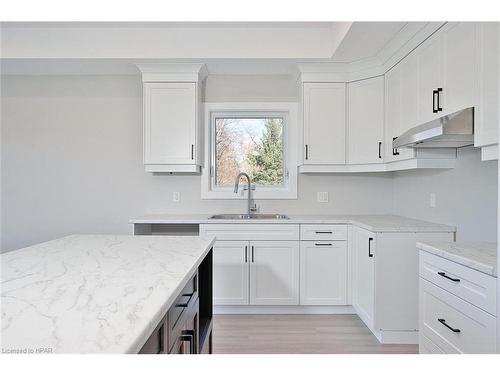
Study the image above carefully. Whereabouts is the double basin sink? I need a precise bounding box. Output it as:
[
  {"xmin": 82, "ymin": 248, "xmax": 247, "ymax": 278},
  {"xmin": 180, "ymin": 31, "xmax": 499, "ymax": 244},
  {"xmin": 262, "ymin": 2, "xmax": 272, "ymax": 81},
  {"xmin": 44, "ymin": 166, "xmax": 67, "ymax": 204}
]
[{"xmin": 209, "ymin": 214, "xmax": 289, "ymax": 220}]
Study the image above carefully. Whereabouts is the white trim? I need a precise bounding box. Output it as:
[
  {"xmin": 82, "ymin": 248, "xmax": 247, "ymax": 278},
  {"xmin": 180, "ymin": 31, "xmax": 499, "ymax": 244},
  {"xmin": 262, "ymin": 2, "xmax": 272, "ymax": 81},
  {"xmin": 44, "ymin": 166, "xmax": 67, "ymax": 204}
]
[
  {"xmin": 201, "ymin": 102, "xmax": 298, "ymax": 200},
  {"xmin": 378, "ymin": 330, "xmax": 419, "ymax": 345},
  {"xmin": 136, "ymin": 63, "xmax": 208, "ymax": 83},
  {"xmin": 298, "ymin": 158, "xmax": 456, "ymax": 174},
  {"xmin": 214, "ymin": 305, "xmax": 355, "ymax": 315},
  {"xmin": 481, "ymin": 144, "xmax": 499, "ymax": 161}
]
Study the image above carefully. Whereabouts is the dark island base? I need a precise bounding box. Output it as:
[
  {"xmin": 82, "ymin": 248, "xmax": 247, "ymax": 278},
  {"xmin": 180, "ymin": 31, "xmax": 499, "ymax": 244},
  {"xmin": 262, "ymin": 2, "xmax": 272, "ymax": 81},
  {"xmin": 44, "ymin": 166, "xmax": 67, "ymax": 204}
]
[{"xmin": 139, "ymin": 248, "xmax": 213, "ymax": 354}]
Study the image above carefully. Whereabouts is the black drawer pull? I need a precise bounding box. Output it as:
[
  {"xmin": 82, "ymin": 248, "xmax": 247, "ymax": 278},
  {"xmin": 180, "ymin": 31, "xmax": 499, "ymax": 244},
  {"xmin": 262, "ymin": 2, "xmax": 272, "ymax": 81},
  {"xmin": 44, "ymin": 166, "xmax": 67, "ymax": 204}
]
[
  {"xmin": 438, "ymin": 272, "xmax": 460, "ymax": 282},
  {"xmin": 368, "ymin": 237, "xmax": 374, "ymax": 258},
  {"xmin": 176, "ymin": 303, "xmax": 189, "ymax": 308},
  {"xmin": 315, "ymin": 231, "xmax": 333, "ymax": 234},
  {"xmin": 180, "ymin": 331, "xmax": 195, "ymax": 354},
  {"xmin": 182, "ymin": 293, "xmax": 194, "ymax": 297},
  {"xmin": 432, "ymin": 89, "xmax": 438, "ymax": 113},
  {"xmin": 438, "ymin": 318, "xmax": 460, "ymax": 333},
  {"xmin": 315, "ymin": 243, "xmax": 333, "ymax": 246},
  {"xmin": 378, "ymin": 141, "xmax": 382, "ymax": 159}
]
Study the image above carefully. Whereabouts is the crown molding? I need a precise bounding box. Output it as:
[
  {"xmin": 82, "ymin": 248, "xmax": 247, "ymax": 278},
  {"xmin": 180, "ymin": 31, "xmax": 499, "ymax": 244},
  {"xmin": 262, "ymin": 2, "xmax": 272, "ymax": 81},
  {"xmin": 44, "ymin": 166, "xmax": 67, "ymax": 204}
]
[{"xmin": 136, "ymin": 63, "xmax": 208, "ymax": 82}]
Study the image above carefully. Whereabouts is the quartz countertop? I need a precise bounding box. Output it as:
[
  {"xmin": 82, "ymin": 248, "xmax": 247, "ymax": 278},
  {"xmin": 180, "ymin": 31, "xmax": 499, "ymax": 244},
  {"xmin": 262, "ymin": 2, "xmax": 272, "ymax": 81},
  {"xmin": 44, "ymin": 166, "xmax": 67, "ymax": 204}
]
[
  {"xmin": 417, "ymin": 241, "xmax": 497, "ymax": 277},
  {"xmin": 130, "ymin": 214, "xmax": 456, "ymax": 233},
  {"xmin": 1, "ymin": 234, "xmax": 215, "ymax": 354}
]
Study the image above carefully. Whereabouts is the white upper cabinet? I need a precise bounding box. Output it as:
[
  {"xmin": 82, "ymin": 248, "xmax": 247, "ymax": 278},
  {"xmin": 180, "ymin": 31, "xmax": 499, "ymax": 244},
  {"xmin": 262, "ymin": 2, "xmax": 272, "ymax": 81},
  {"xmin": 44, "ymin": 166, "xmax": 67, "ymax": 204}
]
[
  {"xmin": 143, "ymin": 82, "xmax": 197, "ymax": 168},
  {"xmin": 303, "ymin": 82, "xmax": 346, "ymax": 165},
  {"xmin": 347, "ymin": 77, "xmax": 384, "ymax": 164},
  {"xmin": 417, "ymin": 31, "xmax": 444, "ymax": 124},
  {"xmin": 138, "ymin": 63, "xmax": 205, "ymax": 173},
  {"xmin": 417, "ymin": 23, "xmax": 478, "ymax": 124},
  {"xmin": 384, "ymin": 64, "xmax": 416, "ymax": 162},
  {"xmin": 399, "ymin": 52, "xmax": 420, "ymax": 133},
  {"xmin": 476, "ymin": 22, "xmax": 499, "ymax": 154},
  {"xmin": 442, "ymin": 22, "xmax": 478, "ymax": 114}
]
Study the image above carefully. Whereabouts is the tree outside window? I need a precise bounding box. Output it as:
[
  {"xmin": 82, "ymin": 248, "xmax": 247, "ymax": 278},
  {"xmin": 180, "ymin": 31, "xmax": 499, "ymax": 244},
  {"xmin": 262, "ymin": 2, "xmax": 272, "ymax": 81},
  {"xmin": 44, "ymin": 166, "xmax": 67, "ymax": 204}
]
[{"xmin": 214, "ymin": 117, "xmax": 284, "ymax": 187}]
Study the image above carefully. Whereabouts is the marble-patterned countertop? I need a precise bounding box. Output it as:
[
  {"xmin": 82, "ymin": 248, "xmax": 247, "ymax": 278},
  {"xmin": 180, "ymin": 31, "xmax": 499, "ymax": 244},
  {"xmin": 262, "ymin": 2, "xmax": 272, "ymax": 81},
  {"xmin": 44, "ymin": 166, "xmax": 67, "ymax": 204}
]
[
  {"xmin": 130, "ymin": 214, "xmax": 456, "ymax": 233},
  {"xmin": 1, "ymin": 234, "xmax": 215, "ymax": 354},
  {"xmin": 417, "ymin": 241, "xmax": 497, "ymax": 277}
]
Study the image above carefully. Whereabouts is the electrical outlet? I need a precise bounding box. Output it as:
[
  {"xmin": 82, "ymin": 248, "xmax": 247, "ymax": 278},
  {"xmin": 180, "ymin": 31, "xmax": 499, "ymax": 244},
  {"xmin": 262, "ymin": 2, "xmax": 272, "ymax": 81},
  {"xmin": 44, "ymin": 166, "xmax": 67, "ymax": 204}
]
[
  {"xmin": 173, "ymin": 192, "xmax": 181, "ymax": 203},
  {"xmin": 429, "ymin": 193, "xmax": 436, "ymax": 208},
  {"xmin": 317, "ymin": 192, "xmax": 329, "ymax": 203}
]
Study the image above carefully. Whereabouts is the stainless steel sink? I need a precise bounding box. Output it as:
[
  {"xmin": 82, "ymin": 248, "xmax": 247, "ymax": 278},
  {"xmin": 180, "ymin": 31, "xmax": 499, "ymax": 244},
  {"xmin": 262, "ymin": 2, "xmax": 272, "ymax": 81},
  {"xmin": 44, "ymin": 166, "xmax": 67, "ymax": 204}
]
[{"xmin": 209, "ymin": 214, "xmax": 289, "ymax": 220}]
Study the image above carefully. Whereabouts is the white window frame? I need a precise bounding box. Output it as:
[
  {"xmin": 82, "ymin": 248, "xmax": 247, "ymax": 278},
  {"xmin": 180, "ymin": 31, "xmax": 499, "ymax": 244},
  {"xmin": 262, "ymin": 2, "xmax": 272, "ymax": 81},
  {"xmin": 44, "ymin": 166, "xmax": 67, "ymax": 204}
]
[{"xmin": 201, "ymin": 102, "xmax": 298, "ymax": 200}]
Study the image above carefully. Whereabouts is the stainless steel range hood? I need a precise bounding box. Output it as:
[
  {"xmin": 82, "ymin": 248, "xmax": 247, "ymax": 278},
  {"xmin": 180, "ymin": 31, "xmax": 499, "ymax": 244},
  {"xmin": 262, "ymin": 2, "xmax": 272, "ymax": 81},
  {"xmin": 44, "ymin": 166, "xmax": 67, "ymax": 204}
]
[{"xmin": 393, "ymin": 107, "xmax": 474, "ymax": 149}]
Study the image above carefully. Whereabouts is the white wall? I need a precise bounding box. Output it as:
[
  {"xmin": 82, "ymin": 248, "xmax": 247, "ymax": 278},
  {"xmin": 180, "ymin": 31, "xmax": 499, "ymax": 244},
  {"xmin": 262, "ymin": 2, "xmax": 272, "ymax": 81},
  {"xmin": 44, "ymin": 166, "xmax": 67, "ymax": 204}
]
[
  {"xmin": 1, "ymin": 74, "xmax": 394, "ymax": 252},
  {"xmin": 393, "ymin": 147, "xmax": 498, "ymax": 242},
  {"xmin": 2, "ymin": 74, "xmax": 498, "ymax": 252}
]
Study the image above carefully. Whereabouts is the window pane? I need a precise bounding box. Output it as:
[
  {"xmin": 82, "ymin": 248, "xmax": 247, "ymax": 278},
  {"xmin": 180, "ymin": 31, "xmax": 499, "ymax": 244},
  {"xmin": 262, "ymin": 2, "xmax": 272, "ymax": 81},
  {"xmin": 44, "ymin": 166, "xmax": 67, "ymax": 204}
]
[{"xmin": 214, "ymin": 117, "xmax": 284, "ymax": 186}]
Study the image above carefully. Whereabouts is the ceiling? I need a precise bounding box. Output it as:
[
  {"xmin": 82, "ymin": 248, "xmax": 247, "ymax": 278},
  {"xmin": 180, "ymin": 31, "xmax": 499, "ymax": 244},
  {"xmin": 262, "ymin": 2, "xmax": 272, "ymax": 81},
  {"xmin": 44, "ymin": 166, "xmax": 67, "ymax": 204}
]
[{"xmin": 0, "ymin": 22, "xmax": 439, "ymax": 75}]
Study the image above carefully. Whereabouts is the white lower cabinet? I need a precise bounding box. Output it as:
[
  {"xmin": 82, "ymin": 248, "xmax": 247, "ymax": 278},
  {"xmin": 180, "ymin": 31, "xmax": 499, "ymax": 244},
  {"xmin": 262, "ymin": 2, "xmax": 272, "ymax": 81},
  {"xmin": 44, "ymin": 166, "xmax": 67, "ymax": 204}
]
[
  {"xmin": 300, "ymin": 241, "xmax": 347, "ymax": 305},
  {"xmin": 213, "ymin": 239, "xmax": 299, "ymax": 306},
  {"xmin": 250, "ymin": 241, "xmax": 299, "ymax": 305},
  {"xmin": 352, "ymin": 227, "xmax": 454, "ymax": 343},
  {"xmin": 352, "ymin": 227, "xmax": 375, "ymax": 327},
  {"xmin": 419, "ymin": 250, "xmax": 497, "ymax": 353},
  {"xmin": 213, "ymin": 240, "xmax": 249, "ymax": 305}
]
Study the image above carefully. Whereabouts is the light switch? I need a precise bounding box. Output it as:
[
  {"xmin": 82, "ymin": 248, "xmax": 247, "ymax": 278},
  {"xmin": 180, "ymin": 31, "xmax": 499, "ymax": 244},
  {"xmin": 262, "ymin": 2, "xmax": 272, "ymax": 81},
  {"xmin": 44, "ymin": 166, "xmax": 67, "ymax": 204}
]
[
  {"xmin": 173, "ymin": 192, "xmax": 181, "ymax": 203},
  {"xmin": 317, "ymin": 192, "xmax": 329, "ymax": 203},
  {"xmin": 429, "ymin": 193, "xmax": 436, "ymax": 208}
]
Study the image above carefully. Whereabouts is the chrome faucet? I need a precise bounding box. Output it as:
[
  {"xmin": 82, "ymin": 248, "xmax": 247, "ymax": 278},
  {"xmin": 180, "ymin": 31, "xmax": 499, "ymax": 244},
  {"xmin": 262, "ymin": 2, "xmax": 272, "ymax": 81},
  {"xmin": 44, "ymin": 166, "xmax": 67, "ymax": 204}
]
[{"xmin": 233, "ymin": 172, "xmax": 257, "ymax": 217}]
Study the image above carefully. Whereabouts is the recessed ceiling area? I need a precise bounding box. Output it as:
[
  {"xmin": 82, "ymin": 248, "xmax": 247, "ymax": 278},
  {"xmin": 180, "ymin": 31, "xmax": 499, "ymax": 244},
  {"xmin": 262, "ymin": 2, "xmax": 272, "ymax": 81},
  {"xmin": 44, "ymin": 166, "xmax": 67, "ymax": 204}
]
[{"xmin": 0, "ymin": 21, "xmax": 440, "ymax": 75}]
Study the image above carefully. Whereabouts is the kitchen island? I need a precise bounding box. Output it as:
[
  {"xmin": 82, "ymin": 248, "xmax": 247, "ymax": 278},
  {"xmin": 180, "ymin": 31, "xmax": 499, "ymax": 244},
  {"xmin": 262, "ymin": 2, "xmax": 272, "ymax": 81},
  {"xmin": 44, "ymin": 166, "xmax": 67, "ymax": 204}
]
[{"xmin": 1, "ymin": 234, "xmax": 214, "ymax": 354}]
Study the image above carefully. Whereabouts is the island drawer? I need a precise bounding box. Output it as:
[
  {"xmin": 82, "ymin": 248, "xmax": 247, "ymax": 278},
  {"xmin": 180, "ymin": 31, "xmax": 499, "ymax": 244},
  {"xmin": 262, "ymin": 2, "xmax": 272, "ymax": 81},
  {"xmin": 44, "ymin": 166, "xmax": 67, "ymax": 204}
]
[
  {"xmin": 419, "ymin": 250, "xmax": 497, "ymax": 315},
  {"xmin": 420, "ymin": 278, "xmax": 496, "ymax": 353},
  {"xmin": 168, "ymin": 272, "xmax": 198, "ymax": 351},
  {"xmin": 139, "ymin": 318, "xmax": 166, "ymax": 354},
  {"xmin": 300, "ymin": 224, "xmax": 347, "ymax": 241},
  {"xmin": 200, "ymin": 224, "xmax": 300, "ymax": 241}
]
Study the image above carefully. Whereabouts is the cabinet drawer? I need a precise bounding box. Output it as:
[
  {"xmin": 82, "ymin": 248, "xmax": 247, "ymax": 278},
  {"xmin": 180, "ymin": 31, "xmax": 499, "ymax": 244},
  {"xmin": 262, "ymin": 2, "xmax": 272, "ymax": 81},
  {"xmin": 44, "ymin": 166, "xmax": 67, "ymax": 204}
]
[
  {"xmin": 420, "ymin": 278, "xmax": 496, "ymax": 353},
  {"xmin": 200, "ymin": 224, "xmax": 299, "ymax": 241},
  {"xmin": 168, "ymin": 273, "xmax": 198, "ymax": 351},
  {"xmin": 419, "ymin": 250, "xmax": 496, "ymax": 315},
  {"xmin": 419, "ymin": 334, "xmax": 445, "ymax": 354},
  {"xmin": 300, "ymin": 224, "xmax": 347, "ymax": 241}
]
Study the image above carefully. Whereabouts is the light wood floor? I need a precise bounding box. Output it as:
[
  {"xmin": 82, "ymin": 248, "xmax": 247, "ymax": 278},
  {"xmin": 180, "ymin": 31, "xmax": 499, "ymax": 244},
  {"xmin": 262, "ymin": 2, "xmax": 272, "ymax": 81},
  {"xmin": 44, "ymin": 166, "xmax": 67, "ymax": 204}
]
[{"xmin": 212, "ymin": 314, "xmax": 418, "ymax": 354}]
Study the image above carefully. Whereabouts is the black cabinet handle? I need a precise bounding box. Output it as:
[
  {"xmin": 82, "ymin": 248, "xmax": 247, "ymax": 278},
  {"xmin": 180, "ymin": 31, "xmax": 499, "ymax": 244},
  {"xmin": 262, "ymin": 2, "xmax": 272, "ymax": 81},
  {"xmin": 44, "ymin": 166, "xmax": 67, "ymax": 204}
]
[
  {"xmin": 437, "ymin": 88, "xmax": 443, "ymax": 112},
  {"xmin": 368, "ymin": 237, "xmax": 374, "ymax": 257},
  {"xmin": 432, "ymin": 89, "xmax": 438, "ymax": 113},
  {"xmin": 305, "ymin": 144, "xmax": 309, "ymax": 160},
  {"xmin": 191, "ymin": 144, "xmax": 194, "ymax": 160},
  {"xmin": 315, "ymin": 243, "xmax": 333, "ymax": 246},
  {"xmin": 315, "ymin": 231, "xmax": 333, "ymax": 234},
  {"xmin": 378, "ymin": 142, "xmax": 382, "ymax": 159},
  {"xmin": 244, "ymin": 245, "xmax": 248, "ymax": 263},
  {"xmin": 181, "ymin": 330, "xmax": 196, "ymax": 353},
  {"xmin": 437, "ymin": 318, "xmax": 460, "ymax": 333},
  {"xmin": 392, "ymin": 137, "xmax": 399, "ymax": 156},
  {"xmin": 182, "ymin": 293, "xmax": 194, "ymax": 297},
  {"xmin": 438, "ymin": 271, "xmax": 460, "ymax": 282},
  {"xmin": 251, "ymin": 245, "xmax": 255, "ymax": 263}
]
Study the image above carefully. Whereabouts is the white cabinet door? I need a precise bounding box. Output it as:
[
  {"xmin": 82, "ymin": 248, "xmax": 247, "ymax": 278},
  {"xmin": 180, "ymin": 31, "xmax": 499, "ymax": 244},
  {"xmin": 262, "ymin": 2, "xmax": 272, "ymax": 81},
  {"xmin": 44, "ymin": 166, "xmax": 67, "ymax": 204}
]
[
  {"xmin": 384, "ymin": 65, "xmax": 415, "ymax": 162},
  {"xmin": 352, "ymin": 227, "xmax": 375, "ymax": 329},
  {"xmin": 303, "ymin": 82, "xmax": 346, "ymax": 165},
  {"xmin": 249, "ymin": 241, "xmax": 299, "ymax": 305},
  {"xmin": 399, "ymin": 52, "xmax": 419, "ymax": 133},
  {"xmin": 143, "ymin": 82, "xmax": 197, "ymax": 166},
  {"xmin": 213, "ymin": 240, "xmax": 249, "ymax": 305},
  {"xmin": 300, "ymin": 241, "xmax": 347, "ymax": 305},
  {"xmin": 347, "ymin": 77, "xmax": 384, "ymax": 164},
  {"xmin": 443, "ymin": 22, "xmax": 478, "ymax": 115},
  {"xmin": 476, "ymin": 22, "xmax": 499, "ymax": 148},
  {"xmin": 417, "ymin": 33, "xmax": 444, "ymax": 124}
]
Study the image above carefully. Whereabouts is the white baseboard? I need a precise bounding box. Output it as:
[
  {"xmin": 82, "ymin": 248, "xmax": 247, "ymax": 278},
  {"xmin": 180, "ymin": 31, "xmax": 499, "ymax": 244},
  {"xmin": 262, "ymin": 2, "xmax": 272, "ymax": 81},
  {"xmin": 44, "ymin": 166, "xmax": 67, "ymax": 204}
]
[
  {"xmin": 214, "ymin": 305, "xmax": 356, "ymax": 315},
  {"xmin": 379, "ymin": 330, "xmax": 419, "ymax": 345}
]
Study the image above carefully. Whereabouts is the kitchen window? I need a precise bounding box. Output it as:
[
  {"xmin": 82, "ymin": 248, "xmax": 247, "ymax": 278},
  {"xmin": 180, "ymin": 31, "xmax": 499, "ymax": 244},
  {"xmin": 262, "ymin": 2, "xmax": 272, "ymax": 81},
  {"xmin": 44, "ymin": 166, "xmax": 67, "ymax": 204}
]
[{"xmin": 201, "ymin": 103, "xmax": 298, "ymax": 199}]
